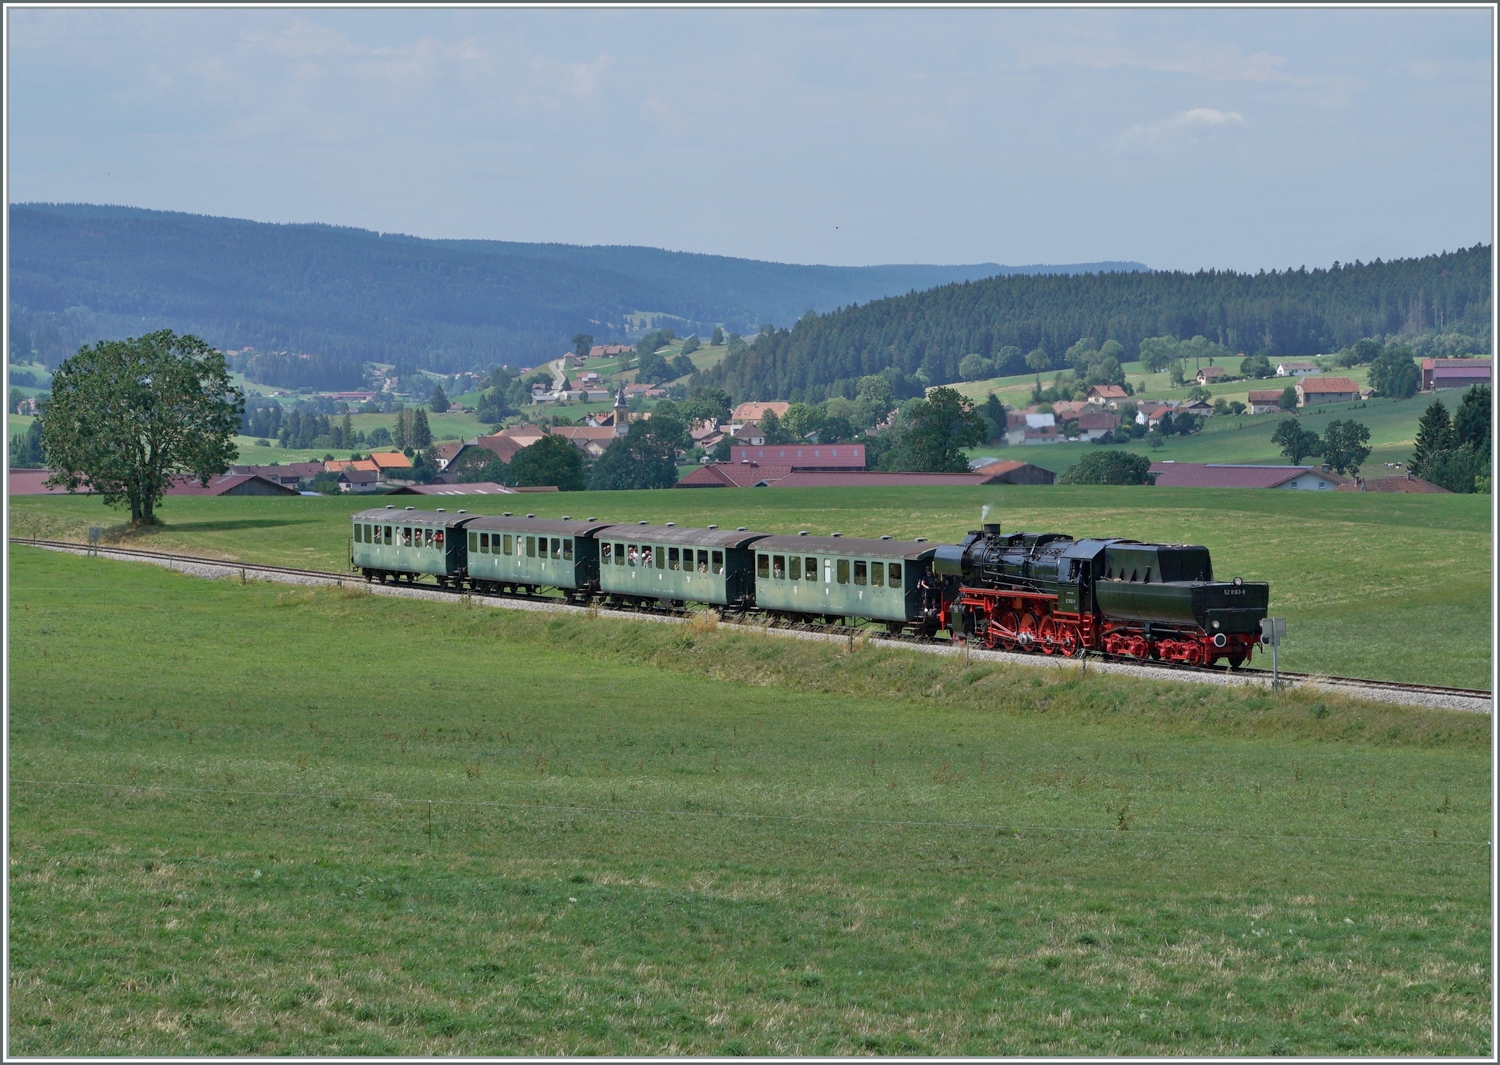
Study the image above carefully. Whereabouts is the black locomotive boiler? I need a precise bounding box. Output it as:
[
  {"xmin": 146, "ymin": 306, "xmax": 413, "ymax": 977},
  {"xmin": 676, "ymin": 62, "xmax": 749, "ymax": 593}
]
[{"xmin": 935, "ymin": 523, "xmax": 1269, "ymax": 667}]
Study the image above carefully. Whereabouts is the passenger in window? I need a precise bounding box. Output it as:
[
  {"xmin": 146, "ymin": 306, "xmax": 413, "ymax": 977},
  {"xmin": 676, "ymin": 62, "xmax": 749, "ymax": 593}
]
[
  {"xmin": 628, "ymin": 545, "xmax": 638, "ymax": 567},
  {"xmin": 698, "ymin": 551, "xmax": 708, "ymax": 573},
  {"xmin": 790, "ymin": 557, "xmax": 801, "ymax": 581},
  {"xmin": 773, "ymin": 556, "xmax": 785, "ymax": 579}
]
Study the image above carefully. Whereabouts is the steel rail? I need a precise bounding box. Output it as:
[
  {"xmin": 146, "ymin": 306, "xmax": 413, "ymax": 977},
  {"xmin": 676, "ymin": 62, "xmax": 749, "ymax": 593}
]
[{"xmin": 14, "ymin": 536, "xmax": 1492, "ymax": 703}]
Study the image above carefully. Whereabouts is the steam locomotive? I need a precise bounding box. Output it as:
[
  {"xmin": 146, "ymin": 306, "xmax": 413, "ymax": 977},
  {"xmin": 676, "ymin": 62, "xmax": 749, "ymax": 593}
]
[{"xmin": 936, "ymin": 523, "xmax": 1268, "ymax": 667}]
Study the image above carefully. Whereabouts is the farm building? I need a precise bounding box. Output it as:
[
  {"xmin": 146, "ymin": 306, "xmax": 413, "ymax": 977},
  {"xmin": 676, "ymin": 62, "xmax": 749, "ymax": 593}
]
[
  {"xmin": 675, "ymin": 464, "xmax": 1050, "ymax": 489},
  {"xmin": 1149, "ymin": 462, "xmax": 1346, "ymax": 490},
  {"xmin": 1074, "ymin": 407, "xmax": 1120, "ymax": 441},
  {"xmin": 729, "ymin": 444, "xmax": 865, "ymax": 470},
  {"xmin": 731, "ymin": 401, "xmax": 791, "ymax": 425},
  {"xmin": 1336, "ymin": 474, "xmax": 1450, "ymax": 493},
  {"xmin": 385, "ymin": 482, "xmax": 555, "ymax": 496},
  {"xmin": 166, "ymin": 473, "xmax": 299, "ymax": 496},
  {"xmin": 230, "ymin": 462, "xmax": 325, "ymax": 487},
  {"xmin": 1421, "ymin": 358, "xmax": 1491, "ymax": 391},
  {"xmin": 1296, "ymin": 377, "xmax": 1361, "ymax": 407},
  {"xmin": 1275, "ymin": 360, "xmax": 1320, "ymax": 377},
  {"xmin": 1086, "ymin": 385, "xmax": 1129, "ymax": 407},
  {"xmin": 1195, "ymin": 366, "xmax": 1226, "ymax": 385},
  {"xmin": 1246, "ymin": 389, "xmax": 1287, "ymax": 414}
]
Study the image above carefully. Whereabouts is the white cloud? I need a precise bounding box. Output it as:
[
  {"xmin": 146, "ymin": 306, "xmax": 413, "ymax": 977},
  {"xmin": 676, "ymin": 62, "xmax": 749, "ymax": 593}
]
[{"xmin": 1118, "ymin": 107, "xmax": 1246, "ymax": 150}]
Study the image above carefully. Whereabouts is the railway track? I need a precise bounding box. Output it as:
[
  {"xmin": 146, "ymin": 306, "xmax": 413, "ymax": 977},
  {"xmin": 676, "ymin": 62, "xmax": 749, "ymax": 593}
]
[{"xmin": 14, "ymin": 536, "xmax": 1493, "ymax": 714}]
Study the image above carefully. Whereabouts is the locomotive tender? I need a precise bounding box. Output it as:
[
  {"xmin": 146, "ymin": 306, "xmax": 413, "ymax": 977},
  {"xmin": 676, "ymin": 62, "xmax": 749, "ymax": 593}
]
[{"xmin": 350, "ymin": 505, "xmax": 1268, "ymax": 668}]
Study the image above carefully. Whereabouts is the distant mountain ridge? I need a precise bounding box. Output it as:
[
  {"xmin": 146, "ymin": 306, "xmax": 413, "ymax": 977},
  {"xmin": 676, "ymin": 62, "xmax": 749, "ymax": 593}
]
[{"xmin": 7, "ymin": 202, "xmax": 1149, "ymax": 371}]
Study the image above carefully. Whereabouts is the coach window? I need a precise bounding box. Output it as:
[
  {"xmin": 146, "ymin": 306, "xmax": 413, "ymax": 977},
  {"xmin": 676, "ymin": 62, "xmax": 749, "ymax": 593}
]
[
  {"xmin": 384, "ymin": 526, "xmax": 393, "ymax": 545},
  {"xmin": 503, "ymin": 534, "xmax": 513, "ymax": 555},
  {"xmin": 551, "ymin": 538, "xmax": 561, "ymax": 560},
  {"xmin": 711, "ymin": 550, "xmax": 724, "ymax": 575},
  {"xmin": 615, "ymin": 542, "xmax": 626, "ymax": 565},
  {"xmin": 789, "ymin": 557, "xmax": 802, "ymax": 581},
  {"xmin": 563, "ymin": 538, "xmax": 573, "ymax": 562},
  {"xmin": 602, "ymin": 542, "xmax": 612, "ymax": 565},
  {"xmin": 424, "ymin": 528, "xmax": 434, "ymax": 548},
  {"xmin": 668, "ymin": 547, "xmax": 680, "ymax": 571},
  {"xmin": 871, "ymin": 562, "xmax": 884, "ymax": 587},
  {"xmin": 888, "ymin": 563, "xmax": 902, "ymax": 589},
  {"xmin": 823, "ymin": 558, "xmax": 832, "ymax": 584},
  {"xmin": 697, "ymin": 550, "xmax": 709, "ymax": 573},
  {"xmin": 806, "ymin": 557, "xmax": 818, "ymax": 582},
  {"xmin": 434, "ymin": 530, "xmax": 444, "ymax": 547},
  {"xmin": 757, "ymin": 554, "xmax": 770, "ymax": 579},
  {"xmin": 854, "ymin": 560, "xmax": 867, "ymax": 586},
  {"xmin": 527, "ymin": 536, "xmax": 537, "ymax": 558},
  {"xmin": 402, "ymin": 528, "xmax": 412, "ymax": 547},
  {"xmin": 468, "ymin": 532, "xmax": 478, "ymax": 552},
  {"xmin": 837, "ymin": 559, "xmax": 850, "ymax": 585},
  {"xmin": 773, "ymin": 555, "xmax": 786, "ymax": 579}
]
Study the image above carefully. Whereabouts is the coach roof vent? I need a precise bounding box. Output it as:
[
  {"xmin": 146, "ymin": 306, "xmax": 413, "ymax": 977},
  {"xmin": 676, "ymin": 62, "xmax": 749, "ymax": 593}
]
[
  {"xmin": 527, "ymin": 513, "xmax": 536, "ymax": 518},
  {"xmin": 587, "ymin": 516, "xmax": 597, "ymax": 521},
  {"xmin": 707, "ymin": 524, "xmax": 718, "ymax": 529},
  {"xmin": 737, "ymin": 526, "xmax": 746, "ymax": 531},
  {"xmin": 798, "ymin": 530, "xmax": 808, "ymax": 536},
  {"xmin": 457, "ymin": 510, "xmax": 466, "ymax": 514},
  {"xmin": 385, "ymin": 504, "xmax": 394, "ymax": 509},
  {"xmin": 880, "ymin": 535, "xmax": 892, "ymax": 540},
  {"xmin": 436, "ymin": 508, "xmax": 445, "ymax": 512},
  {"xmin": 831, "ymin": 532, "xmax": 842, "ymax": 537},
  {"xmin": 639, "ymin": 520, "xmax": 649, "ymax": 525},
  {"xmin": 665, "ymin": 521, "xmax": 676, "ymax": 527},
  {"xmin": 561, "ymin": 515, "xmax": 571, "ymax": 521},
  {"xmin": 404, "ymin": 506, "xmax": 414, "ymax": 510}
]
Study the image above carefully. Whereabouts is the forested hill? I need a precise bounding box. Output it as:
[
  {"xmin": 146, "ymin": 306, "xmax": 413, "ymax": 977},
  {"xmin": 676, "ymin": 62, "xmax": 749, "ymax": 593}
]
[
  {"xmin": 7, "ymin": 202, "xmax": 1145, "ymax": 371},
  {"xmin": 703, "ymin": 244, "xmax": 1493, "ymax": 402}
]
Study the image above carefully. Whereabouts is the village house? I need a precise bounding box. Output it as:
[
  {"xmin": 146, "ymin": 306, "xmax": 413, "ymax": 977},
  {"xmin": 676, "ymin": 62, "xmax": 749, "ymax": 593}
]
[
  {"xmin": 1074, "ymin": 406, "xmax": 1120, "ymax": 441},
  {"xmin": 1086, "ymin": 385, "xmax": 1129, "ymax": 408},
  {"xmin": 587, "ymin": 344, "xmax": 634, "ymax": 359},
  {"xmin": 733, "ymin": 421, "xmax": 767, "ymax": 446},
  {"xmin": 1296, "ymin": 376, "xmax": 1361, "ymax": 407},
  {"xmin": 730, "ymin": 401, "xmax": 791, "ymax": 426},
  {"xmin": 1421, "ymin": 357, "xmax": 1491, "ymax": 391},
  {"xmin": 1275, "ymin": 360, "xmax": 1320, "ymax": 377},
  {"xmin": 1004, "ymin": 410, "xmax": 1059, "ymax": 445},
  {"xmin": 1246, "ymin": 389, "xmax": 1286, "ymax": 415},
  {"xmin": 1149, "ymin": 462, "xmax": 1347, "ymax": 490},
  {"xmin": 1195, "ymin": 366, "xmax": 1226, "ymax": 385}
]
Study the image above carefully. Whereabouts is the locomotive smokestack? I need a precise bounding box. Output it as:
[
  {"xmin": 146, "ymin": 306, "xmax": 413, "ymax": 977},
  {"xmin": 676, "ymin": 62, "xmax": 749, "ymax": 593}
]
[{"xmin": 981, "ymin": 504, "xmax": 1000, "ymax": 536}]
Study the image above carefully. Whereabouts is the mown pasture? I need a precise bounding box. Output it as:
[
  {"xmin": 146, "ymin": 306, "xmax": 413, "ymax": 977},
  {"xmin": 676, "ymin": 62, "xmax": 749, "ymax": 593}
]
[
  {"xmin": 7, "ymin": 548, "xmax": 1491, "ymax": 1055},
  {"xmin": 9, "ymin": 484, "xmax": 1491, "ymax": 689}
]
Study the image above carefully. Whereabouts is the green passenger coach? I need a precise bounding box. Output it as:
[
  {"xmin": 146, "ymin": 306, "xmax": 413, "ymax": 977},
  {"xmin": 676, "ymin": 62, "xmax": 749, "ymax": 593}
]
[
  {"xmin": 749, "ymin": 535, "xmax": 940, "ymax": 629},
  {"xmin": 463, "ymin": 515, "xmax": 616, "ymax": 598},
  {"xmin": 352, "ymin": 505, "xmax": 473, "ymax": 585},
  {"xmin": 596, "ymin": 524, "xmax": 768, "ymax": 608}
]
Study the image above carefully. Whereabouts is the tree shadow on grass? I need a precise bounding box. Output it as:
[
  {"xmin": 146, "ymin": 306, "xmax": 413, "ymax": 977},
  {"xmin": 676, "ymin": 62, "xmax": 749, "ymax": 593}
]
[{"xmin": 99, "ymin": 517, "xmax": 318, "ymax": 543}]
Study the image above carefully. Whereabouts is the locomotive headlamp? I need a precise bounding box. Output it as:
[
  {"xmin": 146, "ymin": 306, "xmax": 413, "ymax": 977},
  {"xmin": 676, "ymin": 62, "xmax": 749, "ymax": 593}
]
[
  {"xmin": 1232, "ymin": 576, "xmax": 1244, "ymax": 586},
  {"xmin": 1213, "ymin": 633, "xmax": 1227, "ymax": 647}
]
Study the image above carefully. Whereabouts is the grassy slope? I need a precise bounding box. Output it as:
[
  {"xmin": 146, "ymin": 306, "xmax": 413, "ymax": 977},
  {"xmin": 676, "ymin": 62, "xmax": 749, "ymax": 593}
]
[
  {"xmin": 974, "ymin": 393, "xmax": 1428, "ymax": 474},
  {"xmin": 8, "ymin": 486, "xmax": 1490, "ymax": 688},
  {"xmin": 8, "ymin": 547, "xmax": 1489, "ymax": 1055}
]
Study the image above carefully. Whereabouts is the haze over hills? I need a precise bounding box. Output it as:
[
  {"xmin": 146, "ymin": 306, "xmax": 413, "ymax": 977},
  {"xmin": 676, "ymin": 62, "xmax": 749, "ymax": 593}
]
[
  {"xmin": 7, "ymin": 203, "xmax": 1147, "ymax": 372},
  {"xmin": 701, "ymin": 244, "xmax": 1491, "ymax": 402}
]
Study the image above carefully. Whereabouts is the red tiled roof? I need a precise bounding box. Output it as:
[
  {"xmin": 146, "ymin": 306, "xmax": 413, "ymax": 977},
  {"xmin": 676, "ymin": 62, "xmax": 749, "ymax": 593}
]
[
  {"xmin": 1148, "ymin": 463, "xmax": 1344, "ymax": 489},
  {"xmin": 1297, "ymin": 376, "xmax": 1359, "ymax": 394},
  {"xmin": 730, "ymin": 444, "xmax": 866, "ymax": 468},
  {"xmin": 675, "ymin": 464, "xmax": 795, "ymax": 488},
  {"xmin": 770, "ymin": 470, "xmax": 1032, "ymax": 488},
  {"xmin": 165, "ymin": 473, "xmax": 299, "ymax": 496},
  {"xmin": 1088, "ymin": 385, "xmax": 1128, "ymax": 399},
  {"xmin": 386, "ymin": 482, "xmax": 518, "ymax": 495},
  {"xmin": 8, "ymin": 469, "xmax": 86, "ymax": 495},
  {"xmin": 1247, "ymin": 390, "xmax": 1284, "ymax": 403},
  {"xmin": 1336, "ymin": 475, "xmax": 1450, "ymax": 493},
  {"xmin": 1075, "ymin": 408, "xmax": 1119, "ymax": 430},
  {"xmin": 368, "ymin": 451, "xmax": 414, "ymax": 468},
  {"xmin": 732, "ymin": 401, "xmax": 791, "ymax": 422}
]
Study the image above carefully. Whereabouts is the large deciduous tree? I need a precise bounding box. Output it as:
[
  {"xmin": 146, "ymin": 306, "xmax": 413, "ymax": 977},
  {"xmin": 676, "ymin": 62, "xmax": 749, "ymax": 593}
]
[
  {"xmin": 881, "ymin": 387, "xmax": 987, "ymax": 473},
  {"xmin": 1321, "ymin": 419, "xmax": 1372, "ymax": 475},
  {"xmin": 43, "ymin": 330, "xmax": 242, "ymax": 525},
  {"xmin": 587, "ymin": 412, "xmax": 689, "ymax": 491},
  {"xmin": 510, "ymin": 433, "xmax": 587, "ymax": 491},
  {"xmin": 1271, "ymin": 417, "xmax": 1322, "ymax": 465}
]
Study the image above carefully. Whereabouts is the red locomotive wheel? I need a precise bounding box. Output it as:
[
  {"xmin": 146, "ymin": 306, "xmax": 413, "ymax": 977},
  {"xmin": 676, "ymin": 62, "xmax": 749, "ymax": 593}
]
[
  {"xmin": 1037, "ymin": 616, "xmax": 1057, "ymax": 655},
  {"xmin": 995, "ymin": 611, "xmax": 1021, "ymax": 651},
  {"xmin": 1017, "ymin": 612, "xmax": 1039, "ymax": 651},
  {"xmin": 1052, "ymin": 623, "xmax": 1080, "ymax": 658}
]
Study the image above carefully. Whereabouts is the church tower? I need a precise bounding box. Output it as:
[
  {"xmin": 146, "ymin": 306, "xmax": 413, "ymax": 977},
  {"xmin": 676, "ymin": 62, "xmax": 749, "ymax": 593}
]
[{"xmin": 613, "ymin": 385, "xmax": 630, "ymax": 437}]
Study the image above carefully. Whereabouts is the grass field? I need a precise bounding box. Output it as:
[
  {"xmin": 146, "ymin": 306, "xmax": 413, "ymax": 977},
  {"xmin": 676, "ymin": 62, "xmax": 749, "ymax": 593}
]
[
  {"xmin": 7, "ymin": 547, "xmax": 1490, "ymax": 1055},
  {"xmin": 8, "ymin": 485, "xmax": 1490, "ymax": 689}
]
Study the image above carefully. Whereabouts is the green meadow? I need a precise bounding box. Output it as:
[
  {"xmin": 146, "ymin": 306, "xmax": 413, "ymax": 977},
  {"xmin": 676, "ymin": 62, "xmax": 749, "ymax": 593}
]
[
  {"xmin": 8, "ymin": 484, "xmax": 1491, "ymax": 689},
  {"xmin": 8, "ymin": 547, "xmax": 1490, "ymax": 1055},
  {"xmin": 971, "ymin": 392, "xmax": 1428, "ymax": 475}
]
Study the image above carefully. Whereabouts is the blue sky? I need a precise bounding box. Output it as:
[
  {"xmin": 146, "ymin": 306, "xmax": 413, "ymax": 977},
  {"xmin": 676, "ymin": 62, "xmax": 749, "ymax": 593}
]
[{"xmin": 6, "ymin": 7, "xmax": 1493, "ymax": 271}]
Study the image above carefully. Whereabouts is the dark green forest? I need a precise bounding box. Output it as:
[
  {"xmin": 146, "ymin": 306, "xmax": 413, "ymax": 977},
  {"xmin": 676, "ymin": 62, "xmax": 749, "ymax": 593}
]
[
  {"xmin": 704, "ymin": 245, "xmax": 1492, "ymax": 402},
  {"xmin": 8, "ymin": 203, "xmax": 1142, "ymax": 376}
]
